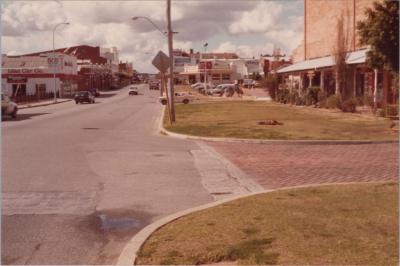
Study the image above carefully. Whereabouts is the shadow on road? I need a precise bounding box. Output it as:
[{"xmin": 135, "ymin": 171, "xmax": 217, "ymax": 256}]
[{"xmin": 2, "ymin": 113, "xmax": 50, "ymax": 122}]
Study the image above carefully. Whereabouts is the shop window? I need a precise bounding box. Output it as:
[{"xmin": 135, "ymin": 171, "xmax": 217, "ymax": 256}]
[
  {"xmin": 212, "ymin": 74, "xmax": 220, "ymax": 81},
  {"xmin": 222, "ymin": 74, "xmax": 230, "ymax": 80},
  {"xmin": 12, "ymin": 84, "xmax": 27, "ymax": 97}
]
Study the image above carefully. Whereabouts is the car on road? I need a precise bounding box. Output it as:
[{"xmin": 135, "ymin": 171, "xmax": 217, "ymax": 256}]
[
  {"xmin": 91, "ymin": 88, "xmax": 100, "ymax": 97},
  {"xmin": 75, "ymin": 91, "xmax": 95, "ymax": 104},
  {"xmin": 243, "ymin": 79, "xmax": 256, "ymax": 88},
  {"xmin": 129, "ymin": 86, "xmax": 139, "ymax": 95},
  {"xmin": 149, "ymin": 81, "xmax": 160, "ymax": 90},
  {"xmin": 1, "ymin": 94, "xmax": 18, "ymax": 118},
  {"xmin": 159, "ymin": 92, "xmax": 195, "ymax": 105}
]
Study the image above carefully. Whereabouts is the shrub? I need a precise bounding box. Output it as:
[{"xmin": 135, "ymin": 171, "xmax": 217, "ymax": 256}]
[
  {"xmin": 326, "ymin": 95, "xmax": 341, "ymax": 109},
  {"xmin": 295, "ymin": 95, "xmax": 306, "ymax": 106},
  {"xmin": 307, "ymin": 86, "xmax": 320, "ymax": 105},
  {"xmin": 318, "ymin": 90, "xmax": 328, "ymax": 108},
  {"xmin": 340, "ymin": 98, "xmax": 357, "ymax": 113},
  {"xmin": 276, "ymin": 87, "xmax": 290, "ymax": 104}
]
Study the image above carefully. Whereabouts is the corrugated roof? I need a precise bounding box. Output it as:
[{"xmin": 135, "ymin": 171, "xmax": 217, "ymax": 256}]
[{"xmin": 277, "ymin": 49, "xmax": 368, "ymax": 74}]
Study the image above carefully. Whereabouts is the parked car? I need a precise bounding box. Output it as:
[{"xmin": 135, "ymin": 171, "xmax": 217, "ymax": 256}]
[
  {"xmin": 1, "ymin": 94, "xmax": 18, "ymax": 118},
  {"xmin": 128, "ymin": 86, "xmax": 139, "ymax": 95},
  {"xmin": 159, "ymin": 92, "xmax": 195, "ymax": 105},
  {"xmin": 90, "ymin": 88, "xmax": 100, "ymax": 97},
  {"xmin": 196, "ymin": 84, "xmax": 214, "ymax": 94},
  {"xmin": 191, "ymin": 82, "xmax": 203, "ymax": 89},
  {"xmin": 210, "ymin": 84, "xmax": 235, "ymax": 96},
  {"xmin": 243, "ymin": 79, "xmax": 256, "ymax": 88},
  {"xmin": 75, "ymin": 91, "xmax": 95, "ymax": 104}
]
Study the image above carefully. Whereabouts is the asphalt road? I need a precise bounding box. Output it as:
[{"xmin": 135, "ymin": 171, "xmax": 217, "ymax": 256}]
[{"xmin": 1, "ymin": 85, "xmax": 214, "ymax": 265}]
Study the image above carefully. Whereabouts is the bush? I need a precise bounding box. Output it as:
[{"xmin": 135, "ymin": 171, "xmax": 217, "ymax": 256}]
[
  {"xmin": 276, "ymin": 87, "xmax": 290, "ymax": 104},
  {"xmin": 341, "ymin": 98, "xmax": 357, "ymax": 113},
  {"xmin": 318, "ymin": 90, "xmax": 328, "ymax": 108},
  {"xmin": 326, "ymin": 95, "xmax": 341, "ymax": 109},
  {"xmin": 307, "ymin": 86, "xmax": 320, "ymax": 105},
  {"xmin": 385, "ymin": 105, "xmax": 399, "ymax": 117},
  {"xmin": 295, "ymin": 95, "xmax": 306, "ymax": 106}
]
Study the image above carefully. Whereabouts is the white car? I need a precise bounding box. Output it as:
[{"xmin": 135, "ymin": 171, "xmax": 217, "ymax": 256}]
[
  {"xmin": 159, "ymin": 92, "xmax": 195, "ymax": 105},
  {"xmin": 243, "ymin": 79, "xmax": 256, "ymax": 88},
  {"xmin": 1, "ymin": 94, "xmax": 18, "ymax": 118},
  {"xmin": 128, "ymin": 86, "xmax": 139, "ymax": 95}
]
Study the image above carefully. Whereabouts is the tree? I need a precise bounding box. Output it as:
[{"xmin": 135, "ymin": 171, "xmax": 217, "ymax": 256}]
[
  {"xmin": 332, "ymin": 13, "xmax": 350, "ymax": 100},
  {"xmin": 357, "ymin": 0, "xmax": 399, "ymax": 72}
]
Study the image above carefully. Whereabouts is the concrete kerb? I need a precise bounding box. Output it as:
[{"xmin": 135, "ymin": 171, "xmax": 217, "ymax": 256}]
[
  {"xmin": 159, "ymin": 125, "xmax": 397, "ymax": 145},
  {"xmin": 116, "ymin": 180, "xmax": 391, "ymax": 265},
  {"xmin": 19, "ymin": 99, "xmax": 72, "ymax": 109}
]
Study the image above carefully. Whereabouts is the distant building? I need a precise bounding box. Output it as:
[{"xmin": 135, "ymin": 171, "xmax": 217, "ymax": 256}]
[
  {"xmin": 175, "ymin": 49, "xmax": 263, "ymax": 84},
  {"xmin": 23, "ymin": 45, "xmax": 117, "ymax": 91},
  {"xmin": 1, "ymin": 53, "xmax": 78, "ymax": 101}
]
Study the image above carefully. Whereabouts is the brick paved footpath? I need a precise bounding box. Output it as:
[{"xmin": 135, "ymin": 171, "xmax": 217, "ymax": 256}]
[{"xmin": 207, "ymin": 142, "xmax": 399, "ymax": 189}]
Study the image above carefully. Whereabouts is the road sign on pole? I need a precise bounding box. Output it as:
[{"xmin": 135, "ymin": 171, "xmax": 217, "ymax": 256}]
[{"xmin": 152, "ymin": 51, "xmax": 170, "ymax": 73}]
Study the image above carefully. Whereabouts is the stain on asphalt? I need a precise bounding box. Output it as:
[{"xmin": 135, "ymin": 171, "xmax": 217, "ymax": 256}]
[
  {"xmin": 152, "ymin": 153, "xmax": 165, "ymax": 157},
  {"xmin": 91, "ymin": 209, "xmax": 153, "ymax": 240}
]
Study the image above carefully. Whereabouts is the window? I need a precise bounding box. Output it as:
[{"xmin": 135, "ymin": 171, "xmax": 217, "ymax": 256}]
[
  {"xmin": 222, "ymin": 74, "xmax": 230, "ymax": 80},
  {"xmin": 212, "ymin": 74, "xmax": 220, "ymax": 81}
]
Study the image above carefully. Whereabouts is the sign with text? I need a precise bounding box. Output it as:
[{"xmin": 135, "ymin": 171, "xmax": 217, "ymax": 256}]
[{"xmin": 199, "ymin": 61, "xmax": 212, "ymax": 69}]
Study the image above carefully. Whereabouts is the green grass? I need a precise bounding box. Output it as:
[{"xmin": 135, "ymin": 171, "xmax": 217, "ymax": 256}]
[
  {"xmin": 164, "ymin": 101, "xmax": 397, "ymax": 140},
  {"xmin": 136, "ymin": 182, "xmax": 399, "ymax": 265}
]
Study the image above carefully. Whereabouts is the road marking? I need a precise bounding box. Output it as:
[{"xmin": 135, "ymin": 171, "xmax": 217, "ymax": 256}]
[{"xmin": 2, "ymin": 191, "xmax": 98, "ymax": 215}]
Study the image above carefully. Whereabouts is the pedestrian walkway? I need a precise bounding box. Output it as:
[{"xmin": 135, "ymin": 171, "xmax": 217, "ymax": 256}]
[
  {"xmin": 18, "ymin": 98, "xmax": 71, "ymax": 109},
  {"xmin": 207, "ymin": 141, "xmax": 398, "ymax": 189}
]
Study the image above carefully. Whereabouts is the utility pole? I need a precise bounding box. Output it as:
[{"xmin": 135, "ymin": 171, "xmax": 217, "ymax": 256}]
[{"xmin": 166, "ymin": 0, "xmax": 175, "ymax": 122}]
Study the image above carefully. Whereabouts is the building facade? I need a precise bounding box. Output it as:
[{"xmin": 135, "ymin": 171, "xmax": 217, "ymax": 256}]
[
  {"xmin": 278, "ymin": 0, "xmax": 395, "ymax": 108},
  {"xmin": 1, "ymin": 54, "xmax": 78, "ymax": 101}
]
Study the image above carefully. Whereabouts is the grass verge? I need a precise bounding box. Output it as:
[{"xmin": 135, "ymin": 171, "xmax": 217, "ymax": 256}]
[
  {"xmin": 164, "ymin": 101, "xmax": 397, "ymax": 140},
  {"xmin": 136, "ymin": 182, "xmax": 398, "ymax": 265}
]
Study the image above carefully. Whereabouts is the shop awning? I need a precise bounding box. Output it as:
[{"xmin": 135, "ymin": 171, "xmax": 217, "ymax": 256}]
[{"xmin": 277, "ymin": 48, "xmax": 369, "ymax": 74}]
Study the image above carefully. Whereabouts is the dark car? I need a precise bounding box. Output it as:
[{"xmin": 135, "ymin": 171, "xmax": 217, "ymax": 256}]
[
  {"xmin": 91, "ymin": 88, "xmax": 100, "ymax": 97},
  {"xmin": 149, "ymin": 81, "xmax": 160, "ymax": 90},
  {"xmin": 75, "ymin": 91, "xmax": 95, "ymax": 104}
]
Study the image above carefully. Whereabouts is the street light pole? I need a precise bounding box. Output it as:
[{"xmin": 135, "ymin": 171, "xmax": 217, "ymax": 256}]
[
  {"xmin": 203, "ymin": 43, "xmax": 208, "ymax": 89},
  {"xmin": 52, "ymin": 22, "xmax": 69, "ymax": 103},
  {"xmin": 166, "ymin": 0, "xmax": 175, "ymax": 122}
]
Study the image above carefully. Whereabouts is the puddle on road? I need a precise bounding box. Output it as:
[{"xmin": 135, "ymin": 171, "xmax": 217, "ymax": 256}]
[
  {"xmin": 97, "ymin": 214, "xmax": 141, "ymax": 231},
  {"xmin": 91, "ymin": 209, "xmax": 153, "ymax": 240}
]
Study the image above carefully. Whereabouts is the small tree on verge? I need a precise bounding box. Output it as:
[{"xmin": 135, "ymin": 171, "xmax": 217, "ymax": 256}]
[{"xmin": 332, "ymin": 13, "xmax": 350, "ymax": 101}]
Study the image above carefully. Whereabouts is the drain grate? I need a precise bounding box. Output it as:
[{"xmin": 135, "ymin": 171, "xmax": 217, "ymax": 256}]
[{"xmin": 82, "ymin": 127, "xmax": 100, "ymax": 130}]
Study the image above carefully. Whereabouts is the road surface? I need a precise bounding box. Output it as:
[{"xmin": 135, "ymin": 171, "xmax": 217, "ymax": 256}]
[{"xmin": 2, "ymin": 85, "xmax": 215, "ymax": 265}]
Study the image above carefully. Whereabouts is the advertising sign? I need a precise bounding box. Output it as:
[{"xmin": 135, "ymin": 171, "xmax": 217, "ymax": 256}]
[
  {"xmin": 174, "ymin": 57, "xmax": 191, "ymax": 67},
  {"xmin": 7, "ymin": 77, "xmax": 28, "ymax": 83},
  {"xmin": 199, "ymin": 61, "xmax": 212, "ymax": 69}
]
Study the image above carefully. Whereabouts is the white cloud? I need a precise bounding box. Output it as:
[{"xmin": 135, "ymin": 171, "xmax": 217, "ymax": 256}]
[
  {"xmin": 214, "ymin": 41, "xmax": 274, "ymax": 59},
  {"xmin": 1, "ymin": 1, "xmax": 303, "ymax": 72},
  {"xmin": 229, "ymin": 2, "xmax": 283, "ymax": 34}
]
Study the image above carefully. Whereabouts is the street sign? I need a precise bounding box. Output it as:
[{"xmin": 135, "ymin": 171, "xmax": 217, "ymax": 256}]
[{"xmin": 152, "ymin": 51, "xmax": 170, "ymax": 73}]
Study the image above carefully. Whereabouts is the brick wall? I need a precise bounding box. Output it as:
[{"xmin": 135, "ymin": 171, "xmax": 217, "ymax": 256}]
[{"xmin": 293, "ymin": 0, "xmax": 378, "ymax": 62}]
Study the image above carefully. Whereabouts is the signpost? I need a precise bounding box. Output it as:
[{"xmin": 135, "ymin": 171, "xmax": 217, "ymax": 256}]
[{"xmin": 152, "ymin": 51, "xmax": 172, "ymax": 125}]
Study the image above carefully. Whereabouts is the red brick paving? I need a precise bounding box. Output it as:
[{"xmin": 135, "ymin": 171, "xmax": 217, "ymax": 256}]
[{"xmin": 208, "ymin": 142, "xmax": 399, "ymax": 189}]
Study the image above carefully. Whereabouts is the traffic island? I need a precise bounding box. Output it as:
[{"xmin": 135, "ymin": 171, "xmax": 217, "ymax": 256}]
[
  {"xmin": 135, "ymin": 182, "xmax": 398, "ymax": 265},
  {"xmin": 163, "ymin": 101, "xmax": 398, "ymax": 141}
]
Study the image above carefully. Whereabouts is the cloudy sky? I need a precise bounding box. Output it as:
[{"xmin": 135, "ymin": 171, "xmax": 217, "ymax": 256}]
[{"xmin": 1, "ymin": 0, "xmax": 304, "ymax": 73}]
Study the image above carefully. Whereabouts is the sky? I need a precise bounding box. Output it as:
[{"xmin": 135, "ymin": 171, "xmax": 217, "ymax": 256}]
[{"xmin": 1, "ymin": 0, "xmax": 304, "ymax": 73}]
